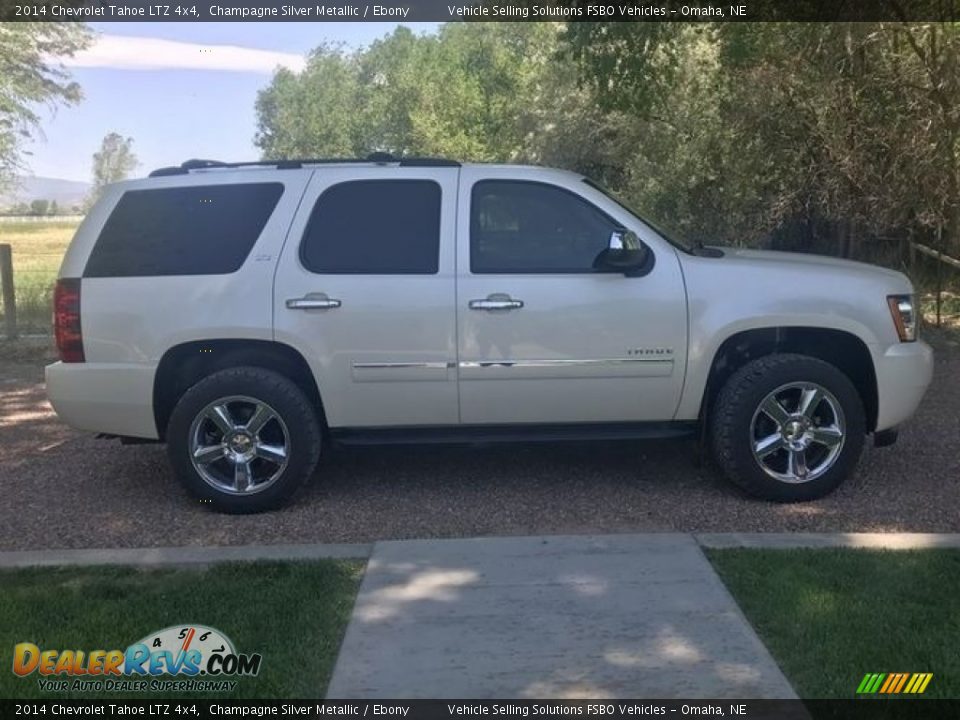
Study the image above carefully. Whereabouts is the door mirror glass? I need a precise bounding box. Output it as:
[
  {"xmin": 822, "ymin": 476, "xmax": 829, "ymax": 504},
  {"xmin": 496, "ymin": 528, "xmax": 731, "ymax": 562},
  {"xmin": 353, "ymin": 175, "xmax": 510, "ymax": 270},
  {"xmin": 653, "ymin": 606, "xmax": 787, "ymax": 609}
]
[{"xmin": 593, "ymin": 230, "xmax": 649, "ymax": 274}]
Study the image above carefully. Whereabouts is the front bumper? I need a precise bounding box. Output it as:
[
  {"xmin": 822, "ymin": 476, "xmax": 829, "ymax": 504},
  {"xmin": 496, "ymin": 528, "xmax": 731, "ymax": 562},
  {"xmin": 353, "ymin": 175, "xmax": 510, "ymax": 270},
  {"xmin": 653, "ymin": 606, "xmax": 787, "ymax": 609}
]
[{"xmin": 873, "ymin": 340, "xmax": 934, "ymax": 432}]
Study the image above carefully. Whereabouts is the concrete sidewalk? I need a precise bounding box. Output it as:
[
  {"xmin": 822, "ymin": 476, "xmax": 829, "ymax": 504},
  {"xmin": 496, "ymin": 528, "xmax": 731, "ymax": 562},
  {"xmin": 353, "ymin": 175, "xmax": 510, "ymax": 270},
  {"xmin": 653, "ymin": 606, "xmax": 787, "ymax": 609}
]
[{"xmin": 326, "ymin": 534, "xmax": 796, "ymax": 699}]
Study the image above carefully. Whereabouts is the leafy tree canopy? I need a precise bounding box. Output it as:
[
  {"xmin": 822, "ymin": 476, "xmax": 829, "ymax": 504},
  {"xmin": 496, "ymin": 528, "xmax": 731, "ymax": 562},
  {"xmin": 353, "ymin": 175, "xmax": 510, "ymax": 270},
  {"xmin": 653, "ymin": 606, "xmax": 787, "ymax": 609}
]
[
  {"xmin": 88, "ymin": 132, "xmax": 138, "ymax": 207},
  {"xmin": 256, "ymin": 19, "xmax": 960, "ymax": 255},
  {"xmin": 0, "ymin": 22, "xmax": 92, "ymax": 188}
]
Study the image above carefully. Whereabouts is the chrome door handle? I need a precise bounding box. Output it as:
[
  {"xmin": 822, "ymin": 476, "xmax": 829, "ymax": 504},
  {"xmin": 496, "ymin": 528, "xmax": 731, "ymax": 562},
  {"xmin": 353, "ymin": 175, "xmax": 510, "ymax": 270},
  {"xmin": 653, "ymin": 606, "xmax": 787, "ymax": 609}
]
[
  {"xmin": 469, "ymin": 296, "xmax": 524, "ymax": 311},
  {"xmin": 286, "ymin": 295, "xmax": 341, "ymax": 310}
]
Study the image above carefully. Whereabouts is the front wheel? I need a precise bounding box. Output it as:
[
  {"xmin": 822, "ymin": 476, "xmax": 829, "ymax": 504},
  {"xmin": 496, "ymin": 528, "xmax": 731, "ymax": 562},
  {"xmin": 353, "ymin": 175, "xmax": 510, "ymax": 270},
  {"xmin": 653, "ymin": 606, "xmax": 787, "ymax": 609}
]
[
  {"xmin": 711, "ymin": 354, "xmax": 865, "ymax": 502},
  {"xmin": 167, "ymin": 366, "xmax": 322, "ymax": 513}
]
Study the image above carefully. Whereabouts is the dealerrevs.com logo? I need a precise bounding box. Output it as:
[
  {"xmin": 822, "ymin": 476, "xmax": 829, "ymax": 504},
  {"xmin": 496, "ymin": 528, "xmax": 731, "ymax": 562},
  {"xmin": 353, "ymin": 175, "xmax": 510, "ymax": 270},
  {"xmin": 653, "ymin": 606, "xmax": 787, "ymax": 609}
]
[{"xmin": 13, "ymin": 625, "xmax": 262, "ymax": 693}]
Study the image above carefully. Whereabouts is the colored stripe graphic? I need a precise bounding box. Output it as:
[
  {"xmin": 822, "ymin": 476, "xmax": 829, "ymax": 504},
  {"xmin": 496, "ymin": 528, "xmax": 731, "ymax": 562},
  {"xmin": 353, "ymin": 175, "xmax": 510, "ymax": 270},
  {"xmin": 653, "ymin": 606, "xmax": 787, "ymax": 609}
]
[
  {"xmin": 879, "ymin": 674, "xmax": 896, "ymax": 693},
  {"xmin": 858, "ymin": 672, "xmax": 932, "ymax": 694},
  {"xmin": 890, "ymin": 674, "xmax": 906, "ymax": 693},
  {"xmin": 857, "ymin": 673, "xmax": 887, "ymax": 695},
  {"xmin": 890, "ymin": 673, "xmax": 906, "ymax": 693},
  {"xmin": 894, "ymin": 674, "xmax": 909, "ymax": 693}
]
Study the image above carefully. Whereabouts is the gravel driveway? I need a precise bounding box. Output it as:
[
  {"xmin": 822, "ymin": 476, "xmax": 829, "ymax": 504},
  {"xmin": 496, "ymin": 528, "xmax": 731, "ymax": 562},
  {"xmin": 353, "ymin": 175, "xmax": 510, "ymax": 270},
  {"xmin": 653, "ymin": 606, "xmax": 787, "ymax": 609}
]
[{"xmin": 2, "ymin": 332, "xmax": 958, "ymax": 552}]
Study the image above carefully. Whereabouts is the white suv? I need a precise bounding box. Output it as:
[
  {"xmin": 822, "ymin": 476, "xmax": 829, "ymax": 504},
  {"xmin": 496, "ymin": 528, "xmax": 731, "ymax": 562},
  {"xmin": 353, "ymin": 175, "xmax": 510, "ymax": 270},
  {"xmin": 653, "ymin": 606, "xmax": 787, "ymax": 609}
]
[{"xmin": 46, "ymin": 156, "xmax": 934, "ymax": 512}]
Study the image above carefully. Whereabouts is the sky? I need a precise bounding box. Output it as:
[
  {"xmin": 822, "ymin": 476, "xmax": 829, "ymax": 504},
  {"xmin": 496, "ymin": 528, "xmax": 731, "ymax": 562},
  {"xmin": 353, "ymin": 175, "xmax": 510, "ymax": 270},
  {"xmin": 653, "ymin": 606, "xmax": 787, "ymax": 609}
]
[{"xmin": 24, "ymin": 22, "xmax": 441, "ymax": 183}]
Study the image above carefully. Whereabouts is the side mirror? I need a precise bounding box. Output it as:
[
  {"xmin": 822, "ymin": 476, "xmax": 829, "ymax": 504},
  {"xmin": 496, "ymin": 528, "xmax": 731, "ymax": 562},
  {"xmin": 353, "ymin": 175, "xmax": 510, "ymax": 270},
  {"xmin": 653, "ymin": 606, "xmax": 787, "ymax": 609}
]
[{"xmin": 593, "ymin": 230, "xmax": 649, "ymax": 275}]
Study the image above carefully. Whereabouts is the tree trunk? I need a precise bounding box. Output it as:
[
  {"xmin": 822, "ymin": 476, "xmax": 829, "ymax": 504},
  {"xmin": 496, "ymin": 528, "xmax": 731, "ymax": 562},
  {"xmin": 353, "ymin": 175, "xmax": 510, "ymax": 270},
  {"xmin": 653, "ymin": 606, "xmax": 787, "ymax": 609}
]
[{"xmin": 947, "ymin": 126, "xmax": 960, "ymax": 256}]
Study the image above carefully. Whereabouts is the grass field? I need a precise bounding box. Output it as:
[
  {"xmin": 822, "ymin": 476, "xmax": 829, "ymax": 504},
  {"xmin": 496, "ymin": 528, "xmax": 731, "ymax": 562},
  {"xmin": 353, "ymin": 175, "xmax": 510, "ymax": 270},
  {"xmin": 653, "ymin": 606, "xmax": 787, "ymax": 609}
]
[
  {"xmin": 0, "ymin": 220, "xmax": 77, "ymax": 334},
  {"xmin": 0, "ymin": 560, "xmax": 363, "ymax": 699},
  {"xmin": 707, "ymin": 548, "xmax": 960, "ymax": 699}
]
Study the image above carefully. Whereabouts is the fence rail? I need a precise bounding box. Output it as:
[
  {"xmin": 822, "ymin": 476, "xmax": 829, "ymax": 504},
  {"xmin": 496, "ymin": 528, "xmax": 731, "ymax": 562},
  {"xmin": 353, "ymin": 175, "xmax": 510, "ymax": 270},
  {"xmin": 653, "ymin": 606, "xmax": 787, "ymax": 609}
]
[
  {"xmin": 0, "ymin": 215, "xmax": 84, "ymax": 224},
  {"xmin": 911, "ymin": 241, "xmax": 960, "ymax": 271},
  {"xmin": 908, "ymin": 241, "xmax": 960, "ymax": 328}
]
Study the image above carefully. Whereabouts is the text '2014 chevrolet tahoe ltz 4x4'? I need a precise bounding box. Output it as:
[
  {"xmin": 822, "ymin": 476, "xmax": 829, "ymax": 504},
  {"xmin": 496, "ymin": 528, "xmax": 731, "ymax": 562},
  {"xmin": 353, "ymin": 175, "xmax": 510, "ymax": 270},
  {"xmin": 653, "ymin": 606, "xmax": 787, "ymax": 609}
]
[{"xmin": 46, "ymin": 156, "xmax": 934, "ymax": 513}]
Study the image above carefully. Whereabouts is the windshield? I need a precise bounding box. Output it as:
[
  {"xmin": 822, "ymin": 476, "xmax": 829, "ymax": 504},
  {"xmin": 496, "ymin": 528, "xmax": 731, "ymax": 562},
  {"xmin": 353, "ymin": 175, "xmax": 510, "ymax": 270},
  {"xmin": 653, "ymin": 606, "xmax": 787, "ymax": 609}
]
[{"xmin": 582, "ymin": 178, "xmax": 695, "ymax": 254}]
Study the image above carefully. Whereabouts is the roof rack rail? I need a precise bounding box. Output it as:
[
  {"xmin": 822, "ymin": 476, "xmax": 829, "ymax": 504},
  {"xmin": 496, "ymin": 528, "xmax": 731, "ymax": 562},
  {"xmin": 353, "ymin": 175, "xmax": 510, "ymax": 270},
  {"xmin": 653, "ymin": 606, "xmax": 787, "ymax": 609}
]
[
  {"xmin": 148, "ymin": 154, "xmax": 460, "ymax": 177},
  {"xmin": 399, "ymin": 157, "xmax": 461, "ymax": 167},
  {"xmin": 181, "ymin": 158, "xmax": 229, "ymax": 170}
]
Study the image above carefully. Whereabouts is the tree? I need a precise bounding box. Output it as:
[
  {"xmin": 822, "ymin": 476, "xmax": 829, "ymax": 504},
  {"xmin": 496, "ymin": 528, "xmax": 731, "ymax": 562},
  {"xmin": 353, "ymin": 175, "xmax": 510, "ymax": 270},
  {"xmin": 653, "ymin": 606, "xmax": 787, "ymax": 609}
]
[
  {"xmin": 253, "ymin": 20, "xmax": 959, "ymax": 259},
  {"xmin": 254, "ymin": 24, "xmax": 554, "ymax": 163},
  {"xmin": 879, "ymin": 19, "xmax": 960, "ymax": 253},
  {"xmin": 88, "ymin": 132, "xmax": 138, "ymax": 206},
  {"xmin": 255, "ymin": 44, "xmax": 360, "ymax": 159},
  {"xmin": 561, "ymin": 20, "xmax": 960, "ymax": 253},
  {"xmin": 29, "ymin": 198, "xmax": 48, "ymax": 216},
  {"xmin": 0, "ymin": 23, "xmax": 92, "ymax": 189}
]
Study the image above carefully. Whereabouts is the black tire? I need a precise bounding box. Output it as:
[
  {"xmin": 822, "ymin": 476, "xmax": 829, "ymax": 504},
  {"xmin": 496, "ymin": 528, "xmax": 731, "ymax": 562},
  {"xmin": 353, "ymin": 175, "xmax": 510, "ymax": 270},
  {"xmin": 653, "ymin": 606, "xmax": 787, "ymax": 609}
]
[
  {"xmin": 166, "ymin": 366, "xmax": 322, "ymax": 513},
  {"xmin": 710, "ymin": 353, "xmax": 865, "ymax": 502}
]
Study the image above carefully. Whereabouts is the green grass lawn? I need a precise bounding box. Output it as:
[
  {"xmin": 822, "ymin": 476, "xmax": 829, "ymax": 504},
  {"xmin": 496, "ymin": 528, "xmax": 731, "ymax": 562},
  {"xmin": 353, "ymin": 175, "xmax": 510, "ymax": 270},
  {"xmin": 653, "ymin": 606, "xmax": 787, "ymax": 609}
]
[
  {"xmin": 706, "ymin": 548, "xmax": 960, "ymax": 699},
  {"xmin": 1, "ymin": 560, "xmax": 363, "ymax": 699},
  {"xmin": 0, "ymin": 220, "xmax": 77, "ymax": 334}
]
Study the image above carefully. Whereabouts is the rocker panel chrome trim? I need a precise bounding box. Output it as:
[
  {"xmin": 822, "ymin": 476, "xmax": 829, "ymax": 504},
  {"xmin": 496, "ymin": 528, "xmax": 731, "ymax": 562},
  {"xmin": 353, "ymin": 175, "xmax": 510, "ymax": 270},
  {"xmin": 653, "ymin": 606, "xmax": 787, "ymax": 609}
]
[{"xmin": 458, "ymin": 357, "xmax": 674, "ymax": 380}]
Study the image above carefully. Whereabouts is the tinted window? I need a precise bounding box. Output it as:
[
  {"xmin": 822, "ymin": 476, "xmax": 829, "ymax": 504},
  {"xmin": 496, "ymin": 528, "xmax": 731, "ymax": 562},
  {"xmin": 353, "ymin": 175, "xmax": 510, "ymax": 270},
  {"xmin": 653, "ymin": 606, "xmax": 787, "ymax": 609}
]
[
  {"xmin": 300, "ymin": 180, "xmax": 441, "ymax": 274},
  {"xmin": 471, "ymin": 181, "xmax": 619, "ymax": 273},
  {"xmin": 84, "ymin": 183, "xmax": 284, "ymax": 277}
]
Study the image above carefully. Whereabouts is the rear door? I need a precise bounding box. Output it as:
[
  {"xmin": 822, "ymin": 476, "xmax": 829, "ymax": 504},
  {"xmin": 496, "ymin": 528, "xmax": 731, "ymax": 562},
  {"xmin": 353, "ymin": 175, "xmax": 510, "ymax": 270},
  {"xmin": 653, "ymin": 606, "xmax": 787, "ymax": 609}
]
[{"xmin": 273, "ymin": 167, "xmax": 459, "ymax": 428}]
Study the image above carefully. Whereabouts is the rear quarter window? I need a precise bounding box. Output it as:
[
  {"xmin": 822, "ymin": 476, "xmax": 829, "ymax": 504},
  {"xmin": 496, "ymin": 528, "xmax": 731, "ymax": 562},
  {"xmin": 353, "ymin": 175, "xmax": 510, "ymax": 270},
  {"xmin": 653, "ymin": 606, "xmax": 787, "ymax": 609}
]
[{"xmin": 83, "ymin": 183, "xmax": 284, "ymax": 277}]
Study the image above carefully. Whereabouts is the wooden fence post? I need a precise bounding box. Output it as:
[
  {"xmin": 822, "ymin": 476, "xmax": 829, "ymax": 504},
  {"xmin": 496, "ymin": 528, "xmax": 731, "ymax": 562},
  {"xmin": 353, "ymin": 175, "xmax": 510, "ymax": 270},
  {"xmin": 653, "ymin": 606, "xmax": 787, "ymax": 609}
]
[
  {"xmin": 936, "ymin": 248, "xmax": 943, "ymax": 328},
  {"xmin": 0, "ymin": 244, "xmax": 16, "ymax": 340}
]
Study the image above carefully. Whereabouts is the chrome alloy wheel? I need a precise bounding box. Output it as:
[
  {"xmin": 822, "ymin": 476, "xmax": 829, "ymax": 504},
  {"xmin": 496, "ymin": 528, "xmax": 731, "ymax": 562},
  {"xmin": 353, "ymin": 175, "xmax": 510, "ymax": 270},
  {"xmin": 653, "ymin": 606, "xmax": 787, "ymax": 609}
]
[
  {"xmin": 188, "ymin": 395, "xmax": 290, "ymax": 495},
  {"xmin": 749, "ymin": 382, "xmax": 846, "ymax": 484}
]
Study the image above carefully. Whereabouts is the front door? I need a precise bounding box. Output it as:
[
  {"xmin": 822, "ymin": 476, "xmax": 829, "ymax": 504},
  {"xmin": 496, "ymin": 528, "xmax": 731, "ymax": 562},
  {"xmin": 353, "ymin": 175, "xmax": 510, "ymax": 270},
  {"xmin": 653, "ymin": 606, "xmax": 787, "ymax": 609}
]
[
  {"xmin": 273, "ymin": 167, "xmax": 459, "ymax": 428},
  {"xmin": 455, "ymin": 167, "xmax": 688, "ymax": 425}
]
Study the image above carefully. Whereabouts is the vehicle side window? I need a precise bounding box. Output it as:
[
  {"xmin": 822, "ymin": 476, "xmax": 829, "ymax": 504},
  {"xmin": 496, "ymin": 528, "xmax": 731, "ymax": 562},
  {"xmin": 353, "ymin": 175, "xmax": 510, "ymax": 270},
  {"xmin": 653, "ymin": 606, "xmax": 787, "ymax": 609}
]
[
  {"xmin": 84, "ymin": 183, "xmax": 284, "ymax": 277},
  {"xmin": 300, "ymin": 180, "xmax": 441, "ymax": 274},
  {"xmin": 470, "ymin": 180, "xmax": 619, "ymax": 274}
]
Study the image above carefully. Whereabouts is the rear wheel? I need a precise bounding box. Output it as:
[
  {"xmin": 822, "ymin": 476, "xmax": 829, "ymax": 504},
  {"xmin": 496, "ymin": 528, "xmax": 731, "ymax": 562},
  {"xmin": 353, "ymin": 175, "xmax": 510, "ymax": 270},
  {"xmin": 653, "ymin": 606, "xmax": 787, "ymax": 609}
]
[
  {"xmin": 711, "ymin": 354, "xmax": 865, "ymax": 502},
  {"xmin": 167, "ymin": 366, "xmax": 321, "ymax": 513}
]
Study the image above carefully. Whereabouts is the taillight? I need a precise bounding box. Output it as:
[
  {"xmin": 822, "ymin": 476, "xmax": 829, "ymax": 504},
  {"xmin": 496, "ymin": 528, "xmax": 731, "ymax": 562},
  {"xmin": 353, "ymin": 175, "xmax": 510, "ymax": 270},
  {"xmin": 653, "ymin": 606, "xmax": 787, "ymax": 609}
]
[{"xmin": 54, "ymin": 278, "xmax": 84, "ymax": 362}]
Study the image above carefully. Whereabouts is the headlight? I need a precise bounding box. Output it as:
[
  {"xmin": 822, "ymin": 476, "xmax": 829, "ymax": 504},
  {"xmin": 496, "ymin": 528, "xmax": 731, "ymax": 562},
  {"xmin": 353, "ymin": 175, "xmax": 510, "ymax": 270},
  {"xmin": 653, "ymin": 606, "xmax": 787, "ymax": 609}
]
[{"xmin": 887, "ymin": 294, "xmax": 917, "ymax": 342}]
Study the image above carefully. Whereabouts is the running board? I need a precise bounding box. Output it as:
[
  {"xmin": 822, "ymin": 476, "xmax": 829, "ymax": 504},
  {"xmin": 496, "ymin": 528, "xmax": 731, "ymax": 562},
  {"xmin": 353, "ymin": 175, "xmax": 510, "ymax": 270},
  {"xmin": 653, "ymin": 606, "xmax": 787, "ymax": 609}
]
[
  {"xmin": 330, "ymin": 421, "xmax": 698, "ymax": 446},
  {"xmin": 95, "ymin": 433, "xmax": 160, "ymax": 445}
]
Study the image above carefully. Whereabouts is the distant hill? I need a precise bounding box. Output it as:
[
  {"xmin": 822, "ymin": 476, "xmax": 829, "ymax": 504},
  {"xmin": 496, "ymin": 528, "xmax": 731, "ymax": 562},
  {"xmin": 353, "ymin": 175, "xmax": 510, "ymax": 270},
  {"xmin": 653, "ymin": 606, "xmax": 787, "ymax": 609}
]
[{"xmin": 0, "ymin": 176, "xmax": 91, "ymax": 209}]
